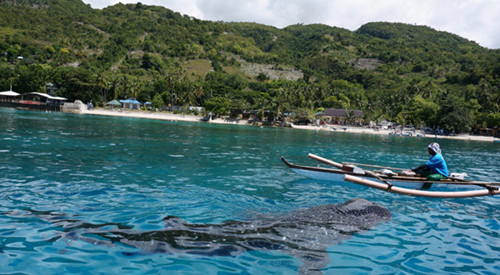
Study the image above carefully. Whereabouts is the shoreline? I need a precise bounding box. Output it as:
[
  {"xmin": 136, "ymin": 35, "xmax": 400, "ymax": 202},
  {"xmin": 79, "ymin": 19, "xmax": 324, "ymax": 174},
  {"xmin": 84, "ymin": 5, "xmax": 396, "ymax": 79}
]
[
  {"xmin": 289, "ymin": 124, "xmax": 498, "ymax": 142},
  {"xmin": 81, "ymin": 108, "xmax": 255, "ymax": 125},
  {"xmin": 80, "ymin": 108, "xmax": 499, "ymax": 143}
]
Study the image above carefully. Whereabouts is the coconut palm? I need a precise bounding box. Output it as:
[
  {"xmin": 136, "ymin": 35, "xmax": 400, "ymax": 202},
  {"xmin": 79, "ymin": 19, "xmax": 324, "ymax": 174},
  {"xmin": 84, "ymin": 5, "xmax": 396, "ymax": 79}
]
[{"xmin": 96, "ymin": 74, "xmax": 107, "ymax": 104}]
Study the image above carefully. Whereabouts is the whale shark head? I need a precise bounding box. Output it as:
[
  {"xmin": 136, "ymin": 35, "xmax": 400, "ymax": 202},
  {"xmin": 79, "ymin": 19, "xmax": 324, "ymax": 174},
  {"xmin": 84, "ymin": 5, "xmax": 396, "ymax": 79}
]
[
  {"xmin": 279, "ymin": 198, "xmax": 391, "ymax": 230},
  {"xmin": 337, "ymin": 198, "xmax": 392, "ymax": 227},
  {"xmin": 263, "ymin": 198, "xmax": 391, "ymax": 274}
]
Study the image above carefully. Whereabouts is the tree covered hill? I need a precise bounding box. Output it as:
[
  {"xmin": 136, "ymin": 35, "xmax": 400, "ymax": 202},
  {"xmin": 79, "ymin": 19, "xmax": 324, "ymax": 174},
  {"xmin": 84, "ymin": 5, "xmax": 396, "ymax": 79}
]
[{"xmin": 1, "ymin": 0, "xmax": 499, "ymax": 133}]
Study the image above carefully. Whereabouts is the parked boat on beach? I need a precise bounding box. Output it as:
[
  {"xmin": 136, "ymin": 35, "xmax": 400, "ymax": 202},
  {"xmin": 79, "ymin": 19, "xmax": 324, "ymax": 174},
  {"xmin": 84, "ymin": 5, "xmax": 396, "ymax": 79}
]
[
  {"xmin": 290, "ymin": 124, "xmax": 351, "ymax": 132},
  {"xmin": 282, "ymin": 154, "xmax": 500, "ymax": 198}
]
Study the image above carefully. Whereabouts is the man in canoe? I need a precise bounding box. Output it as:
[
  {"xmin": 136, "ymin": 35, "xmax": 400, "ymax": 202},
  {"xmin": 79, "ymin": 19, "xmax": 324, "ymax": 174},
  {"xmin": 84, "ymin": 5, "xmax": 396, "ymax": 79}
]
[{"xmin": 411, "ymin": 143, "xmax": 449, "ymax": 186}]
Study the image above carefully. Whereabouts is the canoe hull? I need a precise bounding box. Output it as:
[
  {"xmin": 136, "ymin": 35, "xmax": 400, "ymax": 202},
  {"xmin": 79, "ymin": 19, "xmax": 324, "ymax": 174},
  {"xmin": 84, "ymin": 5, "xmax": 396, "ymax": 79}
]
[
  {"xmin": 290, "ymin": 166, "xmax": 428, "ymax": 189},
  {"xmin": 282, "ymin": 157, "xmax": 481, "ymax": 191}
]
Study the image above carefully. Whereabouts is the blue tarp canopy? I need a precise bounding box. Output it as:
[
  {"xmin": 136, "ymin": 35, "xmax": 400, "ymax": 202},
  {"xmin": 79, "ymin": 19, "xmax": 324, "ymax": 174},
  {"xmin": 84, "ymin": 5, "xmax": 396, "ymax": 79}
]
[{"xmin": 119, "ymin": 98, "xmax": 141, "ymax": 104}]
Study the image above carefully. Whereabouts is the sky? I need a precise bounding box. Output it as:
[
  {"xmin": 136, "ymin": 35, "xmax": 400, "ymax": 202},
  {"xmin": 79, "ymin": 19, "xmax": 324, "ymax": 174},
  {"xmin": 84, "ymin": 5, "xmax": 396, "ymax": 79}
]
[{"xmin": 81, "ymin": 0, "xmax": 500, "ymax": 49}]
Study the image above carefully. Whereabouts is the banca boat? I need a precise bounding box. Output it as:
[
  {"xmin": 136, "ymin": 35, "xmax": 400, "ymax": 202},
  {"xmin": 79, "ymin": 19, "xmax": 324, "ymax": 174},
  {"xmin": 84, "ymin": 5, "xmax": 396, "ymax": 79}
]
[{"xmin": 282, "ymin": 154, "xmax": 500, "ymax": 198}]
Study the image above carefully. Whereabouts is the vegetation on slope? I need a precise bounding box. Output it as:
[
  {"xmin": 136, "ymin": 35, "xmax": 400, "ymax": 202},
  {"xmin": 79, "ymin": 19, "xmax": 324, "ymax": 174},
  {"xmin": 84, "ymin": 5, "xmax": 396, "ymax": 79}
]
[{"xmin": 0, "ymin": 0, "xmax": 499, "ymax": 133}]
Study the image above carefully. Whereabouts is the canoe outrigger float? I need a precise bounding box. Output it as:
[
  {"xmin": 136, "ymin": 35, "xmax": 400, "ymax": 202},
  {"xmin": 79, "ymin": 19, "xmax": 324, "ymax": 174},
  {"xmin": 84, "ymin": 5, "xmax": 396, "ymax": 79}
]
[{"xmin": 282, "ymin": 154, "xmax": 500, "ymax": 198}]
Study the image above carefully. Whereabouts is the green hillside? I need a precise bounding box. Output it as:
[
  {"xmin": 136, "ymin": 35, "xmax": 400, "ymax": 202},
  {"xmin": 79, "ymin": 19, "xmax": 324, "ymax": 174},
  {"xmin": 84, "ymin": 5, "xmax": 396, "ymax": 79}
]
[{"xmin": 1, "ymin": 0, "xmax": 499, "ymax": 132}]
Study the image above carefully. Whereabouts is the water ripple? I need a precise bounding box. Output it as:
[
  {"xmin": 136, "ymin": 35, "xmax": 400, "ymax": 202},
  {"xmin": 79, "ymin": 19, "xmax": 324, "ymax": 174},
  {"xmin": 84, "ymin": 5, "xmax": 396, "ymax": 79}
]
[{"xmin": 1, "ymin": 109, "xmax": 499, "ymax": 274}]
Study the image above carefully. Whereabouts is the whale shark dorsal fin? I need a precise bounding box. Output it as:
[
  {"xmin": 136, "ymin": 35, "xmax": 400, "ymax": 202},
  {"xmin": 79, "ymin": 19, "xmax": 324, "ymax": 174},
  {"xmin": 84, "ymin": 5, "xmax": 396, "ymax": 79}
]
[{"xmin": 162, "ymin": 216, "xmax": 187, "ymax": 228}]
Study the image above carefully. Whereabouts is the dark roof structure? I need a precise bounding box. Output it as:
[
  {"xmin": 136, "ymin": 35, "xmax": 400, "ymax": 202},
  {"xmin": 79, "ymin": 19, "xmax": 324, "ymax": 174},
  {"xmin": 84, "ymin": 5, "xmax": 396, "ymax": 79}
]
[{"xmin": 318, "ymin": 109, "xmax": 364, "ymax": 118}]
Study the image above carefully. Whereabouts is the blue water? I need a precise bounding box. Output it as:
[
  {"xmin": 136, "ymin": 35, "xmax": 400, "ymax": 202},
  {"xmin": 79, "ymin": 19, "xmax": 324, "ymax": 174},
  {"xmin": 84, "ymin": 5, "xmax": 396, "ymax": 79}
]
[{"xmin": 0, "ymin": 108, "xmax": 499, "ymax": 274}]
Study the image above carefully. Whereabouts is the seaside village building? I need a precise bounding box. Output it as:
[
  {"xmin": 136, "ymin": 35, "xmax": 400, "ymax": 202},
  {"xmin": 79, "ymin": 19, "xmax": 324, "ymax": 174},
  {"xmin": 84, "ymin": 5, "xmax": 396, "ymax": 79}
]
[
  {"xmin": 46, "ymin": 83, "xmax": 58, "ymax": 95},
  {"xmin": 0, "ymin": 90, "xmax": 20, "ymax": 103},
  {"xmin": 316, "ymin": 108, "xmax": 365, "ymax": 126},
  {"xmin": 0, "ymin": 90, "xmax": 67, "ymax": 111},
  {"xmin": 119, "ymin": 98, "xmax": 141, "ymax": 109}
]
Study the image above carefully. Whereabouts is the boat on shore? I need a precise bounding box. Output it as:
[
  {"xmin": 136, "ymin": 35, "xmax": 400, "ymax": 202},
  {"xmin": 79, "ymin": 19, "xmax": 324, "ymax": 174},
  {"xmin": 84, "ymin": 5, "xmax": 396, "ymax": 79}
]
[
  {"xmin": 290, "ymin": 124, "xmax": 350, "ymax": 132},
  {"xmin": 282, "ymin": 154, "xmax": 500, "ymax": 198}
]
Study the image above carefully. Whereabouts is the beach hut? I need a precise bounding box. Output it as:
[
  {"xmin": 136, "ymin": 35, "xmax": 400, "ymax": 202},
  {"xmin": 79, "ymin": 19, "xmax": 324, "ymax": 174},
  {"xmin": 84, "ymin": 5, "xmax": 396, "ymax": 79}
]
[
  {"xmin": 106, "ymin": 99, "xmax": 122, "ymax": 108},
  {"xmin": 316, "ymin": 108, "xmax": 364, "ymax": 126},
  {"xmin": 0, "ymin": 90, "xmax": 20, "ymax": 97},
  {"xmin": 0, "ymin": 91, "xmax": 20, "ymax": 102},
  {"xmin": 21, "ymin": 92, "xmax": 67, "ymax": 103},
  {"xmin": 0, "ymin": 91, "xmax": 66, "ymax": 111},
  {"xmin": 0, "ymin": 91, "xmax": 21, "ymax": 109},
  {"xmin": 119, "ymin": 98, "xmax": 141, "ymax": 109},
  {"xmin": 21, "ymin": 92, "xmax": 67, "ymax": 110}
]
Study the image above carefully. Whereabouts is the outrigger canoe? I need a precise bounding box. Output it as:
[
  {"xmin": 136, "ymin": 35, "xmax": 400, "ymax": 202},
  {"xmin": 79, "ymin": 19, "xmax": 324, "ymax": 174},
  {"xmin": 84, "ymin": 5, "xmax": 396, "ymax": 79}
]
[{"xmin": 282, "ymin": 154, "xmax": 500, "ymax": 198}]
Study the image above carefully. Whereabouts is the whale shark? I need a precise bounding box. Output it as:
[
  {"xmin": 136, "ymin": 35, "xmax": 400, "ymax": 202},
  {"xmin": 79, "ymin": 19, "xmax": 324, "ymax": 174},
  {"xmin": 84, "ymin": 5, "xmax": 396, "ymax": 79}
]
[{"xmin": 12, "ymin": 198, "xmax": 391, "ymax": 274}]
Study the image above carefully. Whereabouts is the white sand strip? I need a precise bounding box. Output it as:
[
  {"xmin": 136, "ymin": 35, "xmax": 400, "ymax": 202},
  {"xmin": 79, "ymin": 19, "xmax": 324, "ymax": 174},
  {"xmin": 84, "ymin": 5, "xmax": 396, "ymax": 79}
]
[{"xmin": 80, "ymin": 109, "xmax": 498, "ymax": 142}]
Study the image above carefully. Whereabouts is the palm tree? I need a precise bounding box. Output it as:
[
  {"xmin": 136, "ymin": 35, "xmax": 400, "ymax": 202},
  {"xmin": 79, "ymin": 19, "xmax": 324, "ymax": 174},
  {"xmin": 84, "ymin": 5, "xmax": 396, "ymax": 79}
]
[
  {"xmin": 108, "ymin": 74, "xmax": 121, "ymax": 100},
  {"xmin": 272, "ymin": 87, "xmax": 292, "ymax": 122},
  {"xmin": 104, "ymin": 75, "xmax": 114, "ymax": 100},
  {"xmin": 127, "ymin": 76, "xmax": 140, "ymax": 99},
  {"xmin": 272, "ymin": 88, "xmax": 284, "ymax": 122},
  {"xmin": 96, "ymin": 74, "xmax": 107, "ymax": 104},
  {"xmin": 187, "ymin": 82, "xmax": 204, "ymax": 106},
  {"xmin": 118, "ymin": 75, "xmax": 128, "ymax": 99},
  {"xmin": 165, "ymin": 70, "xmax": 183, "ymax": 106},
  {"xmin": 255, "ymin": 97, "xmax": 271, "ymax": 121}
]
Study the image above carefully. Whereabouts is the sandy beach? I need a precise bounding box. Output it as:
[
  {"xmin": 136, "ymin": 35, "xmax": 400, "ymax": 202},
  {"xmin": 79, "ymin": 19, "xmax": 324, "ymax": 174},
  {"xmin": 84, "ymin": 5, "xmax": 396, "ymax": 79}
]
[
  {"xmin": 289, "ymin": 124, "xmax": 499, "ymax": 142},
  {"xmin": 81, "ymin": 108, "xmax": 499, "ymax": 143},
  {"xmin": 81, "ymin": 108, "xmax": 255, "ymax": 125}
]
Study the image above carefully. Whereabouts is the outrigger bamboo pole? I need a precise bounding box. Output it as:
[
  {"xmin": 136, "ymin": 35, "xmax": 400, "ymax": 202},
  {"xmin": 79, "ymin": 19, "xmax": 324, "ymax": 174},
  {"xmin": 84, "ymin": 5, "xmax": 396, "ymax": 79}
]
[
  {"xmin": 308, "ymin": 153, "xmax": 500, "ymax": 187},
  {"xmin": 342, "ymin": 162, "xmax": 407, "ymax": 171},
  {"xmin": 309, "ymin": 153, "xmax": 406, "ymax": 171},
  {"xmin": 308, "ymin": 153, "xmax": 343, "ymax": 169},
  {"xmin": 344, "ymin": 175, "xmax": 500, "ymax": 198}
]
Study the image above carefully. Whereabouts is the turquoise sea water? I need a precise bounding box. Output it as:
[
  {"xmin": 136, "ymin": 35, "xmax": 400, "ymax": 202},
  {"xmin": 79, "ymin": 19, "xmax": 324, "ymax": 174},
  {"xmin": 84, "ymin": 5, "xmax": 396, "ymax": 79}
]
[{"xmin": 0, "ymin": 108, "xmax": 499, "ymax": 274}]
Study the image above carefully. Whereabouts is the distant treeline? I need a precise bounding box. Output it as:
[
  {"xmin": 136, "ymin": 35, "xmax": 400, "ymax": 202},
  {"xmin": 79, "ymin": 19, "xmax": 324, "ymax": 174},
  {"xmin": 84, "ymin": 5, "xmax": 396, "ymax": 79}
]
[{"xmin": 0, "ymin": 0, "xmax": 499, "ymax": 132}]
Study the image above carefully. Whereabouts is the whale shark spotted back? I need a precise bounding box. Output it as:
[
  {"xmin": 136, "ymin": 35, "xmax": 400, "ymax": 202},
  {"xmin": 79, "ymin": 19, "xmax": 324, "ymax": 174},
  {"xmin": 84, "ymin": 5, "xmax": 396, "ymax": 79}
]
[{"xmin": 8, "ymin": 198, "xmax": 390, "ymax": 274}]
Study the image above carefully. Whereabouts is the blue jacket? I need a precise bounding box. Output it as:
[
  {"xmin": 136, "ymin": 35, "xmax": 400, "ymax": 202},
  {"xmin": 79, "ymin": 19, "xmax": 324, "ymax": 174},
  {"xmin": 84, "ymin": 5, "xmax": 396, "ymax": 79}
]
[{"xmin": 426, "ymin": 153, "xmax": 448, "ymax": 177}]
